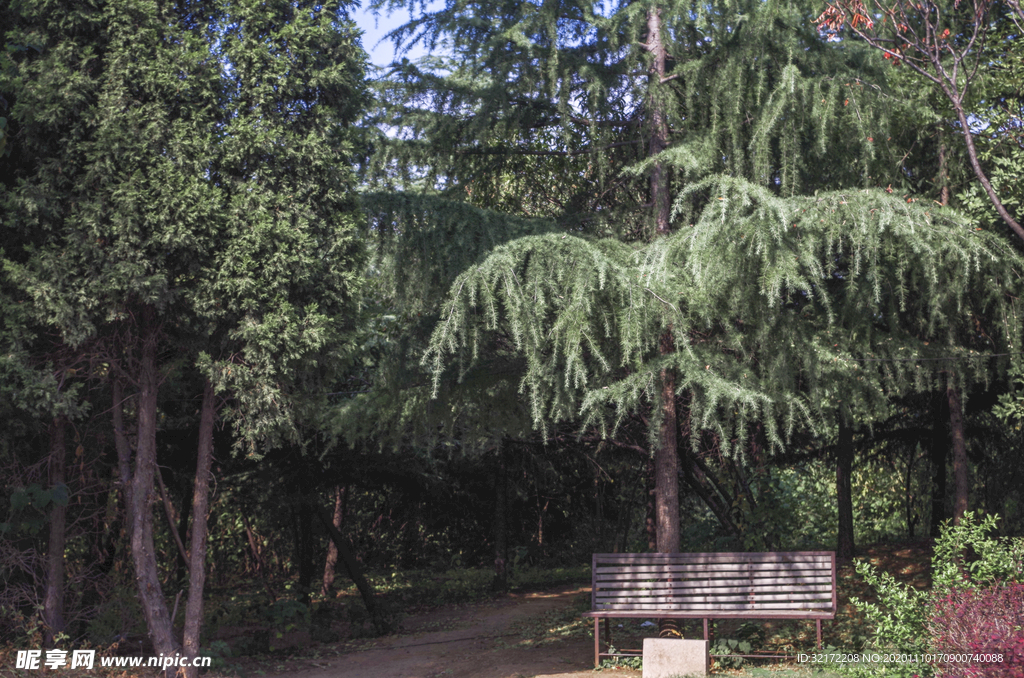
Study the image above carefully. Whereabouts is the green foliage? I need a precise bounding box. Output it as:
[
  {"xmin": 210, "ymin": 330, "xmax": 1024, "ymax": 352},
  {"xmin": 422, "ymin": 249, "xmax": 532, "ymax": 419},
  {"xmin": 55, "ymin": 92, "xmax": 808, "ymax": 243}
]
[
  {"xmin": 712, "ymin": 638, "xmax": 753, "ymax": 668},
  {"xmin": 838, "ymin": 512, "xmax": 1024, "ymax": 678},
  {"xmin": 598, "ymin": 646, "xmax": 643, "ymax": 670},
  {"xmin": 930, "ymin": 511, "xmax": 1024, "ymax": 589},
  {"xmin": 1, "ymin": 0, "xmax": 369, "ymax": 454},
  {"xmin": 424, "ymin": 182, "xmax": 1023, "ymax": 452},
  {"xmin": 953, "ymin": 15, "xmax": 1023, "ymax": 234},
  {"xmin": 0, "ymin": 483, "xmax": 67, "ymax": 536}
]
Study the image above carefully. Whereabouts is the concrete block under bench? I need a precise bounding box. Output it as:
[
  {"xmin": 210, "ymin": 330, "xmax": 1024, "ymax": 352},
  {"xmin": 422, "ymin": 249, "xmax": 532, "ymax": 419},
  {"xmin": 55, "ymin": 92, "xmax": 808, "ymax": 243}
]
[{"xmin": 643, "ymin": 639, "xmax": 710, "ymax": 678}]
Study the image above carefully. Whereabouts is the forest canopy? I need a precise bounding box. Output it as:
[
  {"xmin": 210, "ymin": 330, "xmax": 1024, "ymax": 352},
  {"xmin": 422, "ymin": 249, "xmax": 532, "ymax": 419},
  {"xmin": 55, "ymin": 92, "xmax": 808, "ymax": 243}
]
[{"xmin": 1, "ymin": 0, "xmax": 1022, "ymax": 671}]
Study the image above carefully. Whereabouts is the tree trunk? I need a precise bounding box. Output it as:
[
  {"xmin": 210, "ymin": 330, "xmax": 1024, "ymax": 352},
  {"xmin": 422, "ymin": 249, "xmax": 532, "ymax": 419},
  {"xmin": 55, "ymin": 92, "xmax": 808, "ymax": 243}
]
[
  {"xmin": 296, "ymin": 502, "xmax": 315, "ymax": 603},
  {"xmin": 315, "ymin": 506, "xmax": 380, "ymax": 626},
  {"xmin": 646, "ymin": 3, "xmax": 682, "ymax": 639},
  {"xmin": 929, "ymin": 392, "xmax": 948, "ymax": 537},
  {"xmin": 156, "ymin": 467, "xmax": 190, "ymax": 575},
  {"xmin": 491, "ymin": 445, "xmax": 509, "ymax": 592},
  {"xmin": 113, "ymin": 379, "xmax": 134, "ymax": 542},
  {"xmin": 836, "ymin": 410, "xmax": 855, "ymax": 563},
  {"xmin": 174, "ymin": 479, "xmax": 192, "ymax": 585},
  {"xmin": 322, "ymin": 485, "xmax": 346, "ymax": 596},
  {"xmin": 646, "ymin": 4, "xmax": 679, "ymax": 556},
  {"xmin": 182, "ymin": 381, "xmax": 216, "ymax": 678},
  {"xmin": 655, "ymin": 363, "xmax": 680, "ymax": 553},
  {"xmin": 647, "ymin": 6, "xmax": 671, "ymax": 236},
  {"xmin": 129, "ymin": 308, "xmax": 180, "ymax": 663},
  {"xmin": 43, "ymin": 416, "xmax": 67, "ymax": 647},
  {"xmin": 645, "ymin": 453, "xmax": 657, "ymax": 552},
  {"xmin": 944, "ymin": 87, "xmax": 1024, "ymax": 241},
  {"xmin": 937, "ymin": 125, "xmax": 950, "ymax": 207},
  {"xmin": 947, "ymin": 384, "xmax": 969, "ymax": 524}
]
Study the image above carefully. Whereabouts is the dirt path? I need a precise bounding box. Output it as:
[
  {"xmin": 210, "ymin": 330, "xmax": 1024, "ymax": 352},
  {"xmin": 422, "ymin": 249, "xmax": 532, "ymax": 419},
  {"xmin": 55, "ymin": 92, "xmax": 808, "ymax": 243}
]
[{"xmin": 248, "ymin": 585, "xmax": 640, "ymax": 678}]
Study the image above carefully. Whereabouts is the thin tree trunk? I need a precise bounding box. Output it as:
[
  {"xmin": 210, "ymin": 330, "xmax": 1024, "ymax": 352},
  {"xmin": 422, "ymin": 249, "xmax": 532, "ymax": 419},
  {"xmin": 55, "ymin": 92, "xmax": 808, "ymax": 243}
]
[
  {"xmin": 242, "ymin": 511, "xmax": 277, "ymax": 603},
  {"xmin": 315, "ymin": 506, "xmax": 379, "ymax": 624},
  {"xmin": 947, "ymin": 383, "xmax": 969, "ymax": 524},
  {"xmin": 491, "ymin": 445, "xmax": 509, "ymax": 591},
  {"xmin": 174, "ymin": 481, "xmax": 192, "ymax": 585},
  {"xmin": 937, "ymin": 125, "xmax": 950, "ymax": 207},
  {"xmin": 297, "ymin": 502, "xmax": 315, "ymax": 603},
  {"xmin": 322, "ymin": 485, "xmax": 345, "ymax": 596},
  {"xmin": 945, "ymin": 89, "xmax": 1024, "ymax": 241},
  {"xmin": 129, "ymin": 308, "xmax": 180, "ymax": 663},
  {"xmin": 929, "ymin": 392, "xmax": 948, "ymax": 537},
  {"xmin": 156, "ymin": 467, "xmax": 190, "ymax": 573},
  {"xmin": 645, "ymin": 454, "xmax": 657, "ymax": 552},
  {"xmin": 836, "ymin": 411, "xmax": 855, "ymax": 563},
  {"xmin": 43, "ymin": 416, "xmax": 67, "ymax": 647},
  {"xmin": 904, "ymin": 447, "xmax": 917, "ymax": 539},
  {"xmin": 113, "ymin": 379, "xmax": 134, "ymax": 542},
  {"xmin": 182, "ymin": 381, "xmax": 216, "ymax": 678}
]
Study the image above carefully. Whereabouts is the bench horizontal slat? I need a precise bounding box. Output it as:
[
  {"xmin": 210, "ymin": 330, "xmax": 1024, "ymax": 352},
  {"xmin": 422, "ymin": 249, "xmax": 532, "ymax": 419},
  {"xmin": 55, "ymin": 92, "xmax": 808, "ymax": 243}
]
[
  {"xmin": 594, "ymin": 601, "xmax": 834, "ymax": 611},
  {"xmin": 596, "ymin": 590, "xmax": 833, "ymax": 602},
  {"xmin": 595, "ymin": 575, "xmax": 833, "ymax": 589},
  {"xmin": 584, "ymin": 609, "xmax": 835, "ymax": 619},
  {"xmin": 595, "ymin": 563, "xmax": 829, "ymax": 576},
  {"xmin": 593, "ymin": 557, "xmax": 831, "ymax": 565}
]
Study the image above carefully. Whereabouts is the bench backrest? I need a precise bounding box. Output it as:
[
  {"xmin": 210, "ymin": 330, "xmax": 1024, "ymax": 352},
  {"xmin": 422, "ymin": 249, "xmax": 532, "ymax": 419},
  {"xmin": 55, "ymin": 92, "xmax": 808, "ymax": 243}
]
[{"xmin": 592, "ymin": 551, "xmax": 836, "ymax": 618}]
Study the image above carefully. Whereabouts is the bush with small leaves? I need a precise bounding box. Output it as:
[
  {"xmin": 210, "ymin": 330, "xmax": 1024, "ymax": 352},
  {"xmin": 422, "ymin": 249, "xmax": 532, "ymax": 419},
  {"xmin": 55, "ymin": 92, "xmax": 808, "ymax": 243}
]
[{"xmin": 927, "ymin": 583, "xmax": 1024, "ymax": 678}]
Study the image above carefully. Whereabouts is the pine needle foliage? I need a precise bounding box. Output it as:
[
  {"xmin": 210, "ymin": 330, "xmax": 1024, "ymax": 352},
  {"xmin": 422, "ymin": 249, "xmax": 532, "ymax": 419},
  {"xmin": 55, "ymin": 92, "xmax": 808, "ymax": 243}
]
[
  {"xmin": 1, "ymin": 0, "xmax": 368, "ymax": 452},
  {"xmin": 422, "ymin": 180, "xmax": 1024, "ymax": 456},
  {"xmin": 369, "ymin": 0, "xmax": 894, "ymax": 236}
]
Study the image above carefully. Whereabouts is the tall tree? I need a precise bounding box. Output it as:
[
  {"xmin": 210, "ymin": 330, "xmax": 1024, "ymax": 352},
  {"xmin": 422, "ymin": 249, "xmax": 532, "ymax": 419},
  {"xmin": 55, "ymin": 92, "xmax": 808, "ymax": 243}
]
[
  {"xmin": 364, "ymin": 0, "xmax": 1022, "ymax": 562},
  {"xmin": 2, "ymin": 0, "xmax": 367, "ymax": 668}
]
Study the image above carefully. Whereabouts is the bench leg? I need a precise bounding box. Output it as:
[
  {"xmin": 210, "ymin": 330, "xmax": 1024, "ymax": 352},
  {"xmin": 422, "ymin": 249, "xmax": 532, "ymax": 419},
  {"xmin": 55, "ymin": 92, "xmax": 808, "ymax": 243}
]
[
  {"xmin": 817, "ymin": 619, "xmax": 822, "ymax": 649},
  {"xmin": 594, "ymin": 619, "xmax": 600, "ymax": 668}
]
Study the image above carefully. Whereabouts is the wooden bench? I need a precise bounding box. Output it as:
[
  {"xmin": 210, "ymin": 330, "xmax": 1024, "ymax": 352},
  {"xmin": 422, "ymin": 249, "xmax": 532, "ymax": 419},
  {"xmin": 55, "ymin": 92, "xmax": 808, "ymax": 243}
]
[{"xmin": 582, "ymin": 551, "xmax": 837, "ymax": 667}]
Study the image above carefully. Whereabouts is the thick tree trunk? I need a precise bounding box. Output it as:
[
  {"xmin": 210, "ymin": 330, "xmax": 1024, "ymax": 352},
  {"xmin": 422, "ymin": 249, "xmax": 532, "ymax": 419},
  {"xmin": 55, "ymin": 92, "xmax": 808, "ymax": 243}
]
[
  {"xmin": 647, "ymin": 6, "xmax": 671, "ymax": 236},
  {"xmin": 129, "ymin": 309, "xmax": 180, "ymax": 663},
  {"xmin": 322, "ymin": 485, "xmax": 346, "ymax": 596},
  {"xmin": 929, "ymin": 392, "xmax": 948, "ymax": 537},
  {"xmin": 836, "ymin": 411, "xmax": 855, "ymax": 563},
  {"xmin": 647, "ymin": 2, "xmax": 682, "ymax": 639},
  {"xmin": 491, "ymin": 445, "xmax": 509, "ymax": 591},
  {"xmin": 947, "ymin": 384, "xmax": 969, "ymax": 524},
  {"xmin": 43, "ymin": 417, "xmax": 67, "ymax": 647},
  {"xmin": 646, "ymin": 5, "xmax": 679, "ymax": 556},
  {"xmin": 182, "ymin": 382, "xmax": 215, "ymax": 678},
  {"xmin": 655, "ymin": 358, "xmax": 679, "ymax": 553}
]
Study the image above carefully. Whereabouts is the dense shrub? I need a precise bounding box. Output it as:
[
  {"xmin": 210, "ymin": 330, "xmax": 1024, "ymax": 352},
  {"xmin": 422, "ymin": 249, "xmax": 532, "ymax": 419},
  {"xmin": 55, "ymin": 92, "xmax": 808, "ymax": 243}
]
[
  {"xmin": 928, "ymin": 582, "xmax": 1024, "ymax": 678},
  {"xmin": 835, "ymin": 513, "xmax": 1023, "ymax": 678}
]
